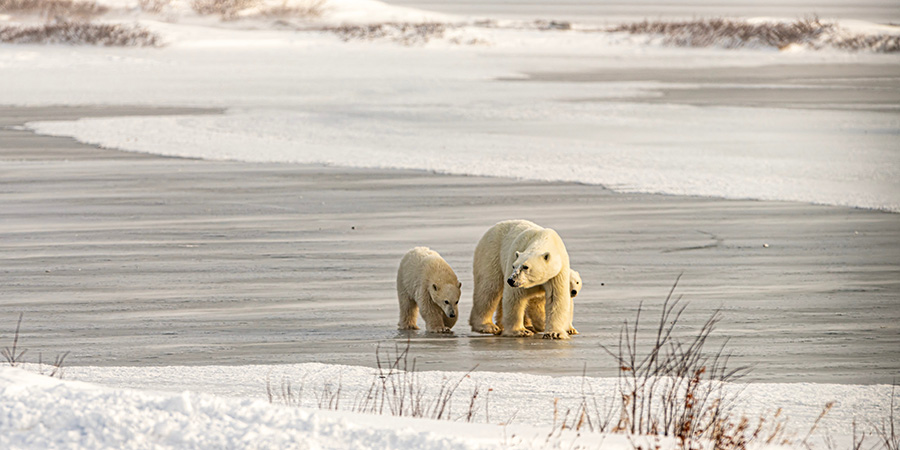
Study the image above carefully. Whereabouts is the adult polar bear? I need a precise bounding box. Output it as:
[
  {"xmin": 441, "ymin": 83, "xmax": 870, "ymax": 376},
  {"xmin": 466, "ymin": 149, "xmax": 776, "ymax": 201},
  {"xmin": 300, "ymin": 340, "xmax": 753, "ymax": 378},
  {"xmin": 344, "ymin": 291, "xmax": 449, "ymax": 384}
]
[{"xmin": 469, "ymin": 220, "xmax": 574, "ymax": 339}]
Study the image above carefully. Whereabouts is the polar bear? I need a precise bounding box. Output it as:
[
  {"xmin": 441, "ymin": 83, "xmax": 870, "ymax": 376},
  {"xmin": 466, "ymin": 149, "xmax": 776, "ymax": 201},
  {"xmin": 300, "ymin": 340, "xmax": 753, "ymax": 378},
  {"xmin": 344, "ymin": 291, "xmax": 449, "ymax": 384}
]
[
  {"xmin": 496, "ymin": 269, "xmax": 581, "ymax": 334},
  {"xmin": 469, "ymin": 220, "xmax": 573, "ymax": 339},
  {"xmin": 397, "ymin": 247, "xmax": 462, "ymax": 333}
]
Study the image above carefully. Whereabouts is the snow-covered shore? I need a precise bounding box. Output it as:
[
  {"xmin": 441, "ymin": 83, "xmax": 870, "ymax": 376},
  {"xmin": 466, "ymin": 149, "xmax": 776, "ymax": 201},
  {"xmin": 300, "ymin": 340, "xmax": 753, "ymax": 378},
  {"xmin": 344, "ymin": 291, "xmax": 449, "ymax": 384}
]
[{"xmin": 2, "ymin": 364, "xmax": 896, "ymax": 449}]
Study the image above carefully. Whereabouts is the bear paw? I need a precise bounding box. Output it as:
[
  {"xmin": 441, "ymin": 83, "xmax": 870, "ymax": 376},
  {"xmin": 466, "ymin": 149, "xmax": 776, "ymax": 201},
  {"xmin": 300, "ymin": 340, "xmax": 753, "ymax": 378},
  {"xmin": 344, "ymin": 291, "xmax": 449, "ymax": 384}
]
[
  {"xmin": 502, "ymin": 328, "xmax": 534, "ymax": 337},
  {"xmin": 567, "ymin": 327, "xmax": 579, "ymax": 335},
  {"xmin": 472, "ymin": 322, "xmax": 501, "ymax": 335},
  {"xmin": 427, "ymin": 326, "xmax": 453, "ymax": 334},
  {"xmin": 542, "ymin": 331, "xmax": 570, "ymax": 340},
  {"xmin": 398, "ymin": 324, "xmax": 420, "ymax": 330}
]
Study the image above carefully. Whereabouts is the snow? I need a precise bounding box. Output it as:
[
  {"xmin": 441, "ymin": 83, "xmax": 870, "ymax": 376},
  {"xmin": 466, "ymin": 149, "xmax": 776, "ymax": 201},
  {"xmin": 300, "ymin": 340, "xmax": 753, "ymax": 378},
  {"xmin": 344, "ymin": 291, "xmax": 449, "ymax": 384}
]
[
  {"xmin": 0, "ymin": 366, "xmax": 676, "ymax": 450},
  {"xmin": 1, "ymin": 1, "xmax": 899, "ymax": 446},
  {"xmin": 2, "ymin": 0, "xmax": 898, "ymax": 212},
  {"xmin": 0, "ymin": 366, "xmax": 501, "ymax": 449},
  {"xmin": 27, "ymin": 103, "xmax": 900, "ymax": 212},
  {"xmin": 2, "ymin": 364, "xmax": 895, "ymax": 449}
]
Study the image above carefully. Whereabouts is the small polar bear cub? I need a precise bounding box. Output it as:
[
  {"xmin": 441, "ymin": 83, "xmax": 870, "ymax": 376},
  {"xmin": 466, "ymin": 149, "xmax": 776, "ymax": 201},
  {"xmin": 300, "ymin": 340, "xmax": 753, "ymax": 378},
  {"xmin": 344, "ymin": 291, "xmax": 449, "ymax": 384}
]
[{"xmin": 397, "ymin": 247, "xmax": 462, "ymax": 333}]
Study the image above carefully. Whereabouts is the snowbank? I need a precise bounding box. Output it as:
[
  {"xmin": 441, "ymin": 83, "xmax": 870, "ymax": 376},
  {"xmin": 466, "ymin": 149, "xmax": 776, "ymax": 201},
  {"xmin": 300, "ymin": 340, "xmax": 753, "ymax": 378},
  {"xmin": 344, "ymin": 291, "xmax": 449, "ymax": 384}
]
[
  {"xmin": 3, "ymin": 363, "xmax": 897, "ymax": 448},
  {"xmin": 0, "ymin": 366, "xmax": 657, "ymax": 450}
]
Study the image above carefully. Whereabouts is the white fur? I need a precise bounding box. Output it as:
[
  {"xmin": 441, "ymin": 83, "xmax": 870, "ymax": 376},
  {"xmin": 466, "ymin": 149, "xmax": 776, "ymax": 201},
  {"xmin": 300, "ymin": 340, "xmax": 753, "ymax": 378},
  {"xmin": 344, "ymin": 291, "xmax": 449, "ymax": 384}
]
[
  {"xmin": 496, "ymin": 269, "xmax": 581, "ymax": 334},
  {"xmin": 469, "ymin": 220, "xmax": 573, "ymax": 339},
  {"xmin": 397, "ymin": 247, "xmax": 462, "ymax": 333}
]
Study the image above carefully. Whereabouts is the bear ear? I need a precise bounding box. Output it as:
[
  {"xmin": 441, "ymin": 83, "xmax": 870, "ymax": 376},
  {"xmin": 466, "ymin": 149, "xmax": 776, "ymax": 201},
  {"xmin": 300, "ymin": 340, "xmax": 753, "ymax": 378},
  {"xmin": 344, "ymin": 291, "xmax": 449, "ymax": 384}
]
[
  {"xmin": 457, "ymin": 281, "xmax": 462, "ymax": 289},
  {"xmin": 432, "ymin": 283, "xmax": 437, "ymax": 291},
  {"xmin": 515, "ymin": 251, "xmax": 520, "ymax": 258},
  {"xmin": 543, "ymin": 252, "xmax": 550, "ymax": 261}
]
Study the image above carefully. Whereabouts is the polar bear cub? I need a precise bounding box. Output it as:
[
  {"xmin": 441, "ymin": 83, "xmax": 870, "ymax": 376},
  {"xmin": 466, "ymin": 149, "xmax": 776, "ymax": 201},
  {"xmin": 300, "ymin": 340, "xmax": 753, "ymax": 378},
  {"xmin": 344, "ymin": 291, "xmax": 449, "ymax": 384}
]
[{"xmin": 397, "ymin": 247, "xmax": 462, "ymax": 333}]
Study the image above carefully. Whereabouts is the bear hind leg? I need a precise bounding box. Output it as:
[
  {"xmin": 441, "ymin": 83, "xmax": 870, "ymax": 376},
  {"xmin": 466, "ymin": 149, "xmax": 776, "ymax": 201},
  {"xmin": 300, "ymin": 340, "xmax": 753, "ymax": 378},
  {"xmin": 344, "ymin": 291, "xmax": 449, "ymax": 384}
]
[
  {"xmin": 397, "ymin": 293, "xmax": 419, "ymax": 330},
  {"xmin": 470, "ymin": 273, "xmax": 503, "ymax": 334}
]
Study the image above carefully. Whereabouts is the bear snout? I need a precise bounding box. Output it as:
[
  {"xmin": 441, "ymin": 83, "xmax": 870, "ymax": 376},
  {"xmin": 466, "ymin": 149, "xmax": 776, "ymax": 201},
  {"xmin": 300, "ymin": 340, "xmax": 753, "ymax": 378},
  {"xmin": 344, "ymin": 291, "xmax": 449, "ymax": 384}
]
[
  {"xmin": 507, "ymin": 278, "xmax": 516, "ymax": 287},
  {"xmin": 448, "ymin": 312, "xmax": 456, "ymax": 318},
  {"xmin": 571, "ymin": 290, "xmax": 578, "ymax": 297}
]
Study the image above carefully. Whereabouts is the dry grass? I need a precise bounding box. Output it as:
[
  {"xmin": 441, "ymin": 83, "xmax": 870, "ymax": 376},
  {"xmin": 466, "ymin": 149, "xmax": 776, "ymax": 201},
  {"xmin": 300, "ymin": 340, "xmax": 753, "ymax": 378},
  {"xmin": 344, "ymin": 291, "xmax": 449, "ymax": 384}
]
[
  {"xmin": 0, "ymin": 21, "xmax": 160, "ymax": 45},
  {"xmin": 190, "ymin": 0, "xmax": 326, "ymax": 21},
  {"xmin": 268, "ymin": 339, "xmax": 486, "ymax": 422},
  {"xmin": 191, "ymin": 0, "xmax": 261, "ymax": 20},
  {"xmin": 875, "ymin": 383, "xmax": 900, "ymax": 450},
  {"xmin": 320, "ymin": 22, "xmax": 449, "ymax": 46},
  {"xmin": 257, "ymin": 0, "xmax": 326, "ymax": 20},
  {"xmin": 138, "ymin": 0, "xmax": 173, "ymax": 14},
  {"xmin": 534, "ymin": 276, "xmax": 842, "ymax": 450},
  {"xmin": 0, "ymin": 0, "xmax": 107, "ymax": 20},
  {"xmin": 829, "ymin": 33, "xmax": 900, "ymax": 53},
  {"xmin": 599, "ymin": 276, "xmax": 750, "ymax": 444},
  {"xmin": 608, "ymin": 17, "xmax": 832, "ymax": 50},
  {"xmin": 607, "ymin": 17, "xmax": 900, "ymax": 53},
  {"xmin": 1, "ymin": 313, "xmax": 27, "ymax": 367},
  {"xmin": 2, "ymin": 314, "xmax": 69, "ymax": 379}
]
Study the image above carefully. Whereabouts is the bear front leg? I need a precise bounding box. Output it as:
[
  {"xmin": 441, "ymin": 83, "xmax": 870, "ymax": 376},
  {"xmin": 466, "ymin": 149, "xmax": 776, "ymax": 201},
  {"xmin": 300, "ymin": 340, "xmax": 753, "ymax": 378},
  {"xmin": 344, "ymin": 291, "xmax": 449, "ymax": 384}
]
[
  {"xmin": 419, "ymin": 297, "xmax": 452, "ymax": 333},
  {"xmin": 566, "ymin": 293, "xmax": 578, "ymax": 335},
  {"xmin": 500, "ymin": 287, "xmax": 532, "ymax": 337},
  {"xmin": 567, "ymin": 296, "xmax": 578, "ymax": 335},
  {"xmin": 397, "ymin": 293, "xmax": 419, "ymax": 330},
  {"xmin": 492, "ymin": 301, "xmax": 504, "ymax": 334},
  {"xmin": 542, "ymin": 275, "xmax": 571, "ymax": 340}
]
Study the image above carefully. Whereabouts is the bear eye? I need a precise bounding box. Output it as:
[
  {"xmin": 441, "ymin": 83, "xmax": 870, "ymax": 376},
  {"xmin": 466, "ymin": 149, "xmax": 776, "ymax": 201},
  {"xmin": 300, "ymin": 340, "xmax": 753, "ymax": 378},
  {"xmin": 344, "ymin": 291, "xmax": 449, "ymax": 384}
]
[
  {"xmin": 522, "ymin": 265, "xmax": 529, "ymax": 270},
  {"xmin": 444, "ymin": 300, "xmax": 450, "ymax": 305},
  {"xmin": 455, "ymin": 301, "xmax": 459, "ymax": 305}
]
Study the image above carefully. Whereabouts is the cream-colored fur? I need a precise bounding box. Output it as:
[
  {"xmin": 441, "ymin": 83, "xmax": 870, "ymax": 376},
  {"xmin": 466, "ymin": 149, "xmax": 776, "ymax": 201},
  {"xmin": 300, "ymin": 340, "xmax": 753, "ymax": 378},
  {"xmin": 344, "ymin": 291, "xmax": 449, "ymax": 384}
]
[
  {"xmin": 469, "ymin": 220, "xmax": 573, "ymax": 339},
  {"xmin": 397, "ymin": 247, "xmax": 462, "ymax": 333},
  {"xmin": 497, "ymin": 269, "xmax": 581, "ymax": 334}
]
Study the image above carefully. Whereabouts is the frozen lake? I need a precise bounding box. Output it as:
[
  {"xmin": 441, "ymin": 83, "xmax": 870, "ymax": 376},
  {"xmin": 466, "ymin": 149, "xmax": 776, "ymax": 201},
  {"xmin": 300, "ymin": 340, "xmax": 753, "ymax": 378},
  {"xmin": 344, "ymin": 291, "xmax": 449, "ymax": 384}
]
[
  {"xmin": 1, "ymin": 0, "xmax": 898, "ymax": 387},
  {"xmin": 3, "ymin": 106, "xmax": 899, "ymax": 385}
]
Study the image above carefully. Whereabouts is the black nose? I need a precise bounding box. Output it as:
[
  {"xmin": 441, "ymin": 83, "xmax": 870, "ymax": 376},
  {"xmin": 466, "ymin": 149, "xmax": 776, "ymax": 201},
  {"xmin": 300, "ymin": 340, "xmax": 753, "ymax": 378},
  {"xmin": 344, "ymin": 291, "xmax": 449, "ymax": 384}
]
[
  {"xmin": 507, "ymin": 278, "xmax": 515, "ymax": 287},
  {"xmin": 571, "ymin": 290, "xmax": 577, "ymax": 296},
  {"xmin": 449, "ymin": 313, "xmax": 456, "ymax": 318}
]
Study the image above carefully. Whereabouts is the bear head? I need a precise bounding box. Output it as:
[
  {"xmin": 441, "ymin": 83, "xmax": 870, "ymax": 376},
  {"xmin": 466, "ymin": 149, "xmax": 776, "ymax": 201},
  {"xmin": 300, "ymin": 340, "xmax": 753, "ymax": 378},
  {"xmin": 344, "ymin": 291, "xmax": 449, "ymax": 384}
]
[
  {"xmin": 507, "ymin": 249, "xmax": 563, "ymax": 289},
  {"xmin": 569, "ymin": 270, "xmax": 582, "ymax": 298},
  {"xmin": 430, "ymin": 281, "xmax": 461, "ymax": 319}
]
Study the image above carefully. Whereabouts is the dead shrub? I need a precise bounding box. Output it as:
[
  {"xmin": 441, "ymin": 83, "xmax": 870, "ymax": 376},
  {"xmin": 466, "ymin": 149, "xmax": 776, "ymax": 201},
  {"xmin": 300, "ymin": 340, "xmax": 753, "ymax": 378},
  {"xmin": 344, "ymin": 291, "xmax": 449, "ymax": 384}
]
[
  {"xmin": 0, "ymin": 21, "xmax": 161, "ymax": 46},
  {"xmin": 539, "ymin": 277, "xmax": 839, "ymax": 449},
  {"xmin": 607, "ymin": 17, "xmax": 900, "ymax": 53},
  {"xmin": 269, "ymin": 339, "xmax": 484, "ymax": 422},
  {"xmin": 258, "ymin": 0, "xmax": 326, "ymax": 20},
  {"xmin": 191, "ymin": 0, "xmax": 261, "ymax": 20},
  {"xmin": 608, "ymin": 17, "xmax": 832, "ymax": 50},
  {"xmin": 0, "ymin": 0, "xmax": 108, "ymax": 20},
  {"xmin": 828, "ymin": 33, "xmax": 900, "ymax": 53},
  {"xmin": 875, "ymin": 382, "xmax": 900, "ymax": 450},
  {"xmin": 2, "ymin": 314, "xmax": 69, "ymax": 379},
  {"xmin": 320, "ymin": 22, "xmax": 448, "ymax": 46},
  {"xmin": 137, "ymin": 0, "xmax": 173, "ymax": 14},
  {"xmin": 1, "ymin": 313, "xmax": 27, "ymax": 367}
]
